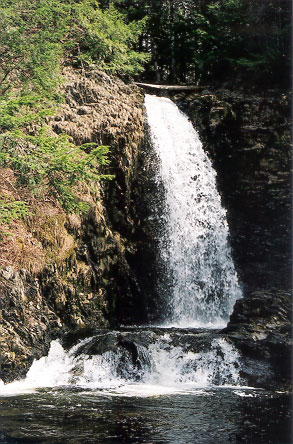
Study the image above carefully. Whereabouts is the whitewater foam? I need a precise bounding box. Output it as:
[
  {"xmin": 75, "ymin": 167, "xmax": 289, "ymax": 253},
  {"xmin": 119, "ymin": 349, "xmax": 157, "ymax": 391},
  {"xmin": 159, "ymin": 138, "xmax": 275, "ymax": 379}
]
[{"xmin": 0, "ymin": 336, "xmax": 243, "ymax": 397}]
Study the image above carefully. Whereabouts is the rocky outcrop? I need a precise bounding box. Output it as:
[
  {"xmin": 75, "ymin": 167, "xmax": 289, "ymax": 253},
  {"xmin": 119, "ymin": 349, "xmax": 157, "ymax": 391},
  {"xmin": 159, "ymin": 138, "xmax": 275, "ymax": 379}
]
[
  {"xmin": 0, "ymin": 267, "xmax": 62, "ymax": 382},
  {"xmin": 224, "ymin": 289, "xmax": 291, "ymax": 388},
  {"xmin": 0, "ymin": 69, "xmax": 145, "ymax": 382},
  {"xmin": 172, "ymin": 89, "xmax": 291, "ymax": 386},
  {"xmin": 172, "ymin": 89, "xmax": 291, "ymax": 293}
]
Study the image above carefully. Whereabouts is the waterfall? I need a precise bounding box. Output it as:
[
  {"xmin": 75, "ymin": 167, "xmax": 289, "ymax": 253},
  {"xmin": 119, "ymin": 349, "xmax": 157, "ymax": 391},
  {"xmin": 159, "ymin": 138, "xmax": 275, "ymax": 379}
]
[
  {"xmin": 144, "ymin": 94, "xmax": 242, "ymax": 327},
  {"xmin": 0, "ymin": 94, "xmax": 245, "ymax": 398}
]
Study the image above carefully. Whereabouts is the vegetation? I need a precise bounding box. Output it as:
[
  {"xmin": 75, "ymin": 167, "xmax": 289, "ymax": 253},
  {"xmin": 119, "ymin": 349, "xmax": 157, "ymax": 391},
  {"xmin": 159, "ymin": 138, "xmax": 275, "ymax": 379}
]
[
  {"xmin": 0, "ymin": 0, "xmax": 147, "ymax": 97},
  {"xmin": 0, "ymin": 0, "xmax": 148, "ymax": 228},
  {"xmin": 0, "ymin": 199, "xmax": 31, "ymax": 226},
  {"xmin": 102, "ymin": 0, "xmax": 291, "ymax": 88},
  {"xmin": 0, "ymin": 134, "xmax": 112, "ymax": 213}
]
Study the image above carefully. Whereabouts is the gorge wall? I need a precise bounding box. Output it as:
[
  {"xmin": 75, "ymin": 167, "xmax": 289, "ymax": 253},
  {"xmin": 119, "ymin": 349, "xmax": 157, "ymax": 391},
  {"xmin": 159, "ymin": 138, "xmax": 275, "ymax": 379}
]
[
  {"xmin": 0, "ymin": 70, "xmax": 145, "ymax": 382},
  {"xmin": 172, "ymin": 89, "xmax": 291, "ymax": 386}
]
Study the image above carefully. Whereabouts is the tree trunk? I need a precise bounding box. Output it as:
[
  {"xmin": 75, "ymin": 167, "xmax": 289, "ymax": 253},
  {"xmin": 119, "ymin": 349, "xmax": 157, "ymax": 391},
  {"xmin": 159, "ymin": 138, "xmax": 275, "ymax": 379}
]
[{"xmin": 169, "ymin": 0, "xmax": 176, "ymax": 83}]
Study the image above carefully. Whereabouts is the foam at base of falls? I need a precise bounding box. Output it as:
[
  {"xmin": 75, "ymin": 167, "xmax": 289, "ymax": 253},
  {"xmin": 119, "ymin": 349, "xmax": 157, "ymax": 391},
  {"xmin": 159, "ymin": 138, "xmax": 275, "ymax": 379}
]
[
  {"xmin": 0, "ymin": 334, "xmax": 243, "ymax": 397},
  {"xmin": 144, "ymin": 95, "xmax": 242, "ymax": 326},
  {"xmin": 158, "ymin": 319, "xmax": 228, "ymax": 329}
]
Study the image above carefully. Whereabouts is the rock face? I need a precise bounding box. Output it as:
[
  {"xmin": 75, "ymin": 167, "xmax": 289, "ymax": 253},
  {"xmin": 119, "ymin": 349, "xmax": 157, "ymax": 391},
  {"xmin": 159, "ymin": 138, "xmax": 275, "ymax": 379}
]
[
  {"xmin": 0, "ymin": 267, "xmax": 62, "ymax": 382},
  {"xmin": 172, "ymin": 89, "xmax": 291, "ymax": 386},
  {"xmin": 173, "ymin": 90, "xmax": 291, "ymax": 292},
  {"xmin": 0, "ymin": 69, "xmax": 145, "ymax": 382},
  {"xmin": 172, "ymin": 89, "xmax": 291, "ymax": 293}
]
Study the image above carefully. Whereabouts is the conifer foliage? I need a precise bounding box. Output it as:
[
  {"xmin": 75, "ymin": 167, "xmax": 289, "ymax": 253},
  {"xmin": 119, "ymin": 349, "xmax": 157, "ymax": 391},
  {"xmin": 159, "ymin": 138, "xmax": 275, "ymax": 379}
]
[
  {"xmin": 104, "ymin": 0, "xmax": 291, "ymax": 88},
  {"xmin": 0, "ymin": 0, "xmax": 147, "ymax": 226}
]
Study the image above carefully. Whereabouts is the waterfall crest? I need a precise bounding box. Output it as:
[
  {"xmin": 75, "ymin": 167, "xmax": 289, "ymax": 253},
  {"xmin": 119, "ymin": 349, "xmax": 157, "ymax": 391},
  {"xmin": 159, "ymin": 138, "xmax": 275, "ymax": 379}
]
[{"xmin": 144, "ymin": 94, "xmax": 242, "ymax": 327}]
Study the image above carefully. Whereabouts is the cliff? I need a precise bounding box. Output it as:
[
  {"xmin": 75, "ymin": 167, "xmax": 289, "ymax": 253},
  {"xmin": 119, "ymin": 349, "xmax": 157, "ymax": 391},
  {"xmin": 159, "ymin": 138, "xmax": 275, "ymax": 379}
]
[
  {"xmin": 0, "ymin": 69, "xmax": 145, "ymax": 382},
  {"xmin": 172, "ymin": 89, "xmax": 291, "ymax": 387},
  {"xmin": 172, "ymin": 89, "xmax": 291, "ymax": 292}
]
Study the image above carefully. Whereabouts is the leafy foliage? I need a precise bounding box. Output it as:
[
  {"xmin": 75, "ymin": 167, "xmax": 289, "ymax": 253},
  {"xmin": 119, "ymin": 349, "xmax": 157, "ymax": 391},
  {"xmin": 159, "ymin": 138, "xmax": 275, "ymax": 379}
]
[
  {"xmin": 0, "ymin": 0, "xmax": 148, "ymax": 98},
  {"xmin": 0, "ymin": 95, "xmax": 57, "ymax": 132},
  {"xmin": 0, "ymin": 198, "xmax": 31, "ymax": 225},
  {"xmin": 68, "ymin": 2, "xmax": 149, "ymax": 75},
  {"xmin": 0, "ymin": 0, "xmax": 66, "ymax": 98}
]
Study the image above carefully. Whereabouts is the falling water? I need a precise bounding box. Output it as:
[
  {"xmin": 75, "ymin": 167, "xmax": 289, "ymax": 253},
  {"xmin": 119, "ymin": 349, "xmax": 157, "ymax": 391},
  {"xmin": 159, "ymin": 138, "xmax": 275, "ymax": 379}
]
[{"xmin": 144, "ymin": 94, "xmax": 242, "ymax": 327}]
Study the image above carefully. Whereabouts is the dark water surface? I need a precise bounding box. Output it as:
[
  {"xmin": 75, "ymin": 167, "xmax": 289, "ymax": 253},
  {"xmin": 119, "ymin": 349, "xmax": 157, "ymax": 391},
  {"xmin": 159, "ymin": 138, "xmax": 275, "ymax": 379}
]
[{"xmin": 0, "ymin": 388, "xmax": 291, "ymax": 444}]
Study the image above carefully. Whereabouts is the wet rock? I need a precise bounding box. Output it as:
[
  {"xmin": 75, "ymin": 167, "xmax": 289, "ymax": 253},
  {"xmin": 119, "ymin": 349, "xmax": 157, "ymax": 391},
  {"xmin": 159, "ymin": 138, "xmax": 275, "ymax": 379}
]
[
  {"xmin": 172, "ymin": 89, "xmax": 291, "ymax": 388},
  {"xmin": 0, "ymin": 69, "xmax": 145, "ymax": 382},
  {"xmin": 172, "ymin": 89, "xmax": 291, "ymax": 293},
  {"xmin": 69, "ymin": 330, "xmax": 152, "ymax": 380},
  {"xmin": 0, "ymin": 267, "xmax": 63, "ymax": 382},
  {"xmin": 223, "ymin": 290, "xmax": 291, "ymax": 388}
]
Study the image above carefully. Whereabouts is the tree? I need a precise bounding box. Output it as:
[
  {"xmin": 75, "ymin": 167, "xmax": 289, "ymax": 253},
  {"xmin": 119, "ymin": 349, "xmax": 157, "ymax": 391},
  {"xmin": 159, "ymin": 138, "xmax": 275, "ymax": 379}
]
[
  {"xmin": 0, "ymin": 0, "xmax": 148, "ymax": 226},
  {"xmin": 108, "ymin": 0, "xmax": 291, "ymax": 88}
]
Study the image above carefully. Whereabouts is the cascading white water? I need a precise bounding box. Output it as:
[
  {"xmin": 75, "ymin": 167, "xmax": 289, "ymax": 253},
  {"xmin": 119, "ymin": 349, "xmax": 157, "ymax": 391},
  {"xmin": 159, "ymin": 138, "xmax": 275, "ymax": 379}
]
[
  {"xmin": 145, "ymin": 94, "xmax": 242, "ymax": 327},
  {"xmin": 0, "ymin": 336, "xmax": 242, "ymax": 396}
]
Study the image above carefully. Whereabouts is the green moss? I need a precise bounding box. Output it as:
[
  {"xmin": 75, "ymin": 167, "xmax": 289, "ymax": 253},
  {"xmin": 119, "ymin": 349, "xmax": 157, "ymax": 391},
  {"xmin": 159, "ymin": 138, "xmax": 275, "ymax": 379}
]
[{"xmin": 34, "ymin": 214, "xmax": 76, "ymax": 265}]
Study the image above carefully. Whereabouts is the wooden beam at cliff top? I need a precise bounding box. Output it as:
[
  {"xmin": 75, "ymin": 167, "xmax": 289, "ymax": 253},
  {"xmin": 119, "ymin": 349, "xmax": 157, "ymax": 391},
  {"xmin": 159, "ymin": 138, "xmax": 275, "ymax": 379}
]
[{"xmin": 135, "ymin": 83, "xmax": 204, "ymax": 92}]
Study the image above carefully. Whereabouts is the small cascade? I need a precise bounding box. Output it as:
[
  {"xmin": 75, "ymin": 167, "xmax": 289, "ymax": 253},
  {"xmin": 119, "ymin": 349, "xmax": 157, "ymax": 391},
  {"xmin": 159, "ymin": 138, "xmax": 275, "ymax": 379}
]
[
  {"xmin": 0, "ymin": 331, "xmax": 242, "ymax": 395},
  {"xmin": 144, "ymin": 94, "xmax": 242, "ymax": 327}
]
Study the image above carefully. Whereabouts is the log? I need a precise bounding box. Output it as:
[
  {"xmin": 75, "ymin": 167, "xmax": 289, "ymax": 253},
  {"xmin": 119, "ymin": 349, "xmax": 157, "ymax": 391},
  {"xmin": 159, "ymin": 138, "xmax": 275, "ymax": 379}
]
[{"xmin": 135, "ymin": 82, "xmax": 204, "ymax": 92}]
